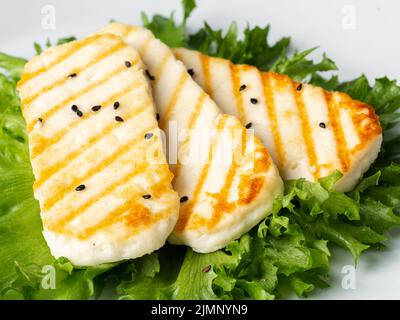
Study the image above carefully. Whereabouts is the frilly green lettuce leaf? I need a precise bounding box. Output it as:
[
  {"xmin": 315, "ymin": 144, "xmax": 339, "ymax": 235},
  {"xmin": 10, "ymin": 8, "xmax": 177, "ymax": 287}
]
[
  {"xmin": 141, "ymin": 0, "xmax": 196, "ymax": 48},
  {"xmin": 144, "ymin": 1, "xmax": 336, "ymax": 80},
  {"xmin": 118, "ymin": 166, "xmax": 399, "ymax": 299},
  {"xmin": 0, "ymin": 53, "xmax": 26, "ymax": 83}
]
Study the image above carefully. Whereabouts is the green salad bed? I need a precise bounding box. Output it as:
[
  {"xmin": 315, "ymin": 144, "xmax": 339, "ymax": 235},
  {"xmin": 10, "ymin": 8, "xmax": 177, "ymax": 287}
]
[{"xmin": 0, "ymin": 0, "xmax": 399, "ymax": 299}]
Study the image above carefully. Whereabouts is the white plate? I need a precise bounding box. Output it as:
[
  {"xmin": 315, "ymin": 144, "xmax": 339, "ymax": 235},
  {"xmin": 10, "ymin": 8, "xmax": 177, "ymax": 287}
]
[{"xmin": 1, "ymin": 0, "xmax": 399, "ymax": 300}]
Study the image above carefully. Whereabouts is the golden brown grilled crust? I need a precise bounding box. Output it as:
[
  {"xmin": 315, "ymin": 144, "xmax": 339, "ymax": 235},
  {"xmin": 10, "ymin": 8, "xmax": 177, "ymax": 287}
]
[{"xmin": 174, "ymin": 114, "xmax": 272, "ymax": 233}]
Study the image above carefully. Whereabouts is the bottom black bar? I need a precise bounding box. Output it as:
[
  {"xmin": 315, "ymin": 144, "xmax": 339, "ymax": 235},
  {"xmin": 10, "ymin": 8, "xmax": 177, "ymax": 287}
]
[{"xmin": 0, "ymin": 300, "xmax": 392, "ymax": 319}]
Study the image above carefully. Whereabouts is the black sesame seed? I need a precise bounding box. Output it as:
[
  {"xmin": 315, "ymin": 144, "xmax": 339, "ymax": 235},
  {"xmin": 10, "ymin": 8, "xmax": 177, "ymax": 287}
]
[
  {"xmin": 38, "ymin": 117, "xmax": 43, "ymax": 123},
  {"xmin": 180, "ymin": 196, "xmax": 189, "ymax": 203},
  {"xmin": 144, "ymin": 133, "xmax": 154, "ymax": 140},
  {"xmin": 71, "ymin": 105, "xmax": 78, "ymax": 112},
  {"xmin": 156, "ymin": 113, "xmax": 160, "ymax": 121},
  {"xmin": 202, "ymin": 265, "xmax": 212, "ymax": 273},
  {"xmin": 125, "ymin": 61, "xmax": 132, "ymax": 68},
  {"xmin": 239, "ymin": 84, "xmax": 247, "ymax": 91},
  {"xmin": 115, "ymin": 116, "xmax": 124, "ymax": 122},
  {"xmin": 319, "ymin": 122, "xmax": 326, "ymax": 128},
  {"xmin": 76, "ymin": 110, "xmax": 83, "ymax": 117},
  {"xmin": 250, "ymin": 98, "xmax": 258, "ymax": 104},
  {"xmin": 142, "ymin": 194, "xmax": 152, "ymax": 199},
  {"xmin": 113, "ymin": 101, "xmax": 120, "ymax": 110},
  {"xmin": 296, "ymin": 83, "xmax": 303, "ymax": 91},
  {"xmin": 91, "ymin": 105, "xmax": 102, "ymax": 112},
  {"xmin": 75, "ymin": 184, "xmax": 86, "ymax": 191},
  {"xmin": 245, "ymin": 122, "xmax": 252, "ymax": 129},
  {"xmin": 68, "ymin": 73, "xmax": 77, "ymax": 78},
  {"xmin": 187, "ymin": 68, "xmax": 195, "ymax": 76},
  {"xmin": 145, "ymin": 69, "xmax": 155, "ymax": 81}
]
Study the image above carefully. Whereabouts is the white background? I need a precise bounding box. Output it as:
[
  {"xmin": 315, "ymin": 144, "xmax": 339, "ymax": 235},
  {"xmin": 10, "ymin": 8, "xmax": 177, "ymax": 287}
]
[{"xmin": 1, "ymin": 0, "xmax": 399, "ymax": 299}]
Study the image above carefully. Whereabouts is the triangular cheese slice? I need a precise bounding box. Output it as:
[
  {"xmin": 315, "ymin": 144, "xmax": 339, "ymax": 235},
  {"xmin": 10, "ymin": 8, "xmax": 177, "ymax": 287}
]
[
  {"xmin": 173, "ymin": 48, "xmax": 382, "ymax": 191},
  {"xmin": 97, "ymin": 24, "xmax": 283, "ymax": 253}
]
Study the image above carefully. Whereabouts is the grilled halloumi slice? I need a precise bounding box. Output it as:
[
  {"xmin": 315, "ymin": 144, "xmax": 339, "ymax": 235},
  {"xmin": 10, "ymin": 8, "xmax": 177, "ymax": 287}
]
[
  {"xmin": 17, "ymin": 34, "xmax": 179, "ymax": 266},
  {"xmin": 97, "ymin": 23, "xmax": 283, "ymax": 253},
  {"xmin": 173, "ymin": 48, "xmax": 383, "ymax": 191}
]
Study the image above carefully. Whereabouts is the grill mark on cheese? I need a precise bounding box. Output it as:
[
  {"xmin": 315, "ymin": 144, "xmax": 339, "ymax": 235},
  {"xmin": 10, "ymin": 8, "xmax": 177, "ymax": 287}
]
[
  {"xmin": 22, "ymin": 42, "xmax": 126, "ymax": 107},
  {"xmin": 208, "ymin": 126, "xmax": 245, "ymax": 228},
  {"xmin": 42, "ymin": 125, "xmax": 156, "ymax": 211},
  {"xmin": 200, "ymin": 55, "xmax": 213, "ymax": 97},
  {"xmin": 230, "ymin": 65, "xmax": 247, "ymax": 124},
  {"xmin": 81, "ymin": 175, "xmax": 173, "ymax": 239},
  {"xmin": 120, "ymin": 24, "xmax": 135, "ymax": 38},
  {"xmin": 189, "ymin": 148, "xmax": 270, "ymax": 231},
  {"xmin": 183, "ymin": 92, "xmax": 208, "ymax": 141},
  {"xmin": 292, "ymin": 82, "xmax": 320, "ymax": 178},
  {"xmin": 175, "ymin": 116, "xmax": 227, "ymax": 232},
  {"xmin": 30, "ymin": 81, "xmax": 143, "ymax": 159},
  {"xmin": 261, "ymin": 72, "xmax": 285, "ymax": 169},
  {"xmin": 159, "ymin": 72, "xmax": 189, "ymax": 129},
  {"xmin": 173, "ymin": 50, "xmax": 183, "ymax": 62},
  {"xmin": 80, "ymin": 203, "xmax": 153, "ymax": 239},
  {"xmin": 206, "ymin": 140, "xmax": 270, "ymax": 230},
  {"xmin": 342, "ymin": 99, "xmax": 381, "ymax": 155},
  {"xmin": 77, "ymin": 188, "xmax": 169, "ymax": 240},
  {"xmin": 343, "ymin": 99, "xmax": 366, "ymax": 154},
  {"xmin": 105, "ymin": 24, "xmax": 135, "ymax": 42},
  {"xmin": 172, "ymin": 92, "xmax": 208, "ymax": 178},
  {"xmin": 153, "ymin": 52, "xmax": 171, "ymax": 84},
  {"xmin": 350, "ymin": 109, "xmax": 364, "ymax": 153},
  {"xmin": 238, "ymin": 175, "xmax": 265, "ymax": 204},
  {"xmin": 26, "ymin": 63, "xmax": 137, "ymax": 131},
  {"xmin": 208, "ymin": 165, "xmax": 237, "ymax": 228},
  {"xmin": 34, "ymin": 100, "xmax": 151, "ymax": 190},
  {"xmin": 324, "ymin": 92, "xmax": 350, "ymax": 172},
  {"xmin": 18, "ymin": 35, "xmax": 105, "ymax": 86},
  {"xmin": 123, "ymin": 25, "xmax": 140, "ymax": 38},
  {"xmin": 237, "ymin": 175, "xmax": 266, "ymax": 210},
  {"xmin": 47, "ymin": 165, "xmax": 168, "ymax": 235},
  {"xmin": 138, "ymin": 36, "xmax": 152, "ymax": 57}
]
